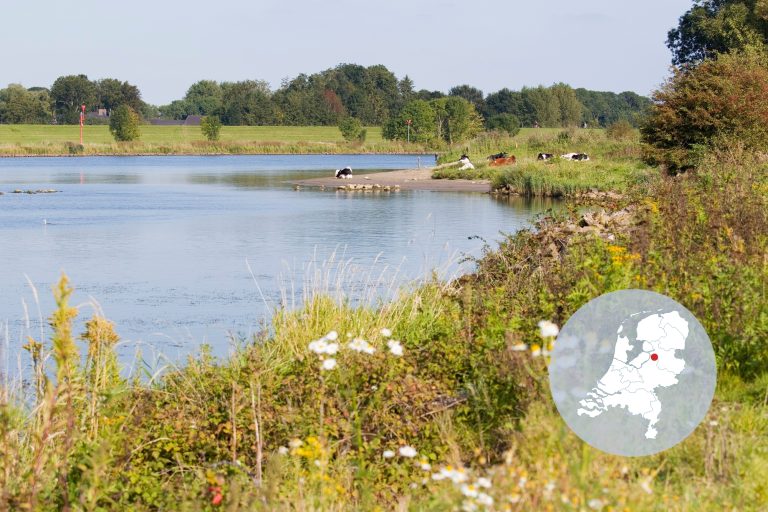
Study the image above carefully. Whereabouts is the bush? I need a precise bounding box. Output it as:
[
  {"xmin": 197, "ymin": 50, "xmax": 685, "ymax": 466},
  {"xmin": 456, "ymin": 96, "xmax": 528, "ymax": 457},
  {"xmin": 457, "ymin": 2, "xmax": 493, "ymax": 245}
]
[
  {"xmin": 606, "ymin": 119, "xmax": 636, "ymax": 141},
  {"xmin": 108, "ymin": 105, "xmax": 140, "ymax": 142},
  {"xmin": 200, "ymin": 115, "xmax": 222, "ymax": 141},
  {"xmin": 641, "ymin": 48, "xmax": 768, "ymax": 172},
  {"xmin": 338, "ymin": 117, "xmax": 365, "ymax": 142},
  {"xmin": 486, "ymin": 113, "xmax": 521, "ymax": 136}
]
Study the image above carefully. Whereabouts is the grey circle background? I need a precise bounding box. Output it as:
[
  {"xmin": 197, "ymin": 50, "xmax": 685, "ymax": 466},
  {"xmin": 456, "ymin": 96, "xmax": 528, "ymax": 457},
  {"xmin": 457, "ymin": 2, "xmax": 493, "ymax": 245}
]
[{"xmin": 549, "ymin": 289, "xmax": 717, "ymax": 456}]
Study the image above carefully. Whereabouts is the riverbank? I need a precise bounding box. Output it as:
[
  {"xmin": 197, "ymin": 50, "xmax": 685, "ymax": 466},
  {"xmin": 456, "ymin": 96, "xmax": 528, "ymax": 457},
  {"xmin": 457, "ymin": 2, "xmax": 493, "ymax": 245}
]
[{"xmin": 293, "ymin": 167, "xmax": 491, "ymax": 192}]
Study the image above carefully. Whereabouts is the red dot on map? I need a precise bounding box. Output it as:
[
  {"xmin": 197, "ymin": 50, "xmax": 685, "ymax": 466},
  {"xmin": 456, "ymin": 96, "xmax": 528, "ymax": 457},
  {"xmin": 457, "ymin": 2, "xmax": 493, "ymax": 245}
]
[{"xmin": 651, "ymin": 353, "xmax": 659, "ymax": 361}]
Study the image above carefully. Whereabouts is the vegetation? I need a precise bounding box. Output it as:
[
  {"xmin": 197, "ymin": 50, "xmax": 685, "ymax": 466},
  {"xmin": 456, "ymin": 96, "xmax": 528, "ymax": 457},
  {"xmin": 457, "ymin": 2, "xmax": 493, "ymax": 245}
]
[
  {"xmin": 383, "ymin": 97, "xmax": 482, "ymax": 144},
  {"xmin": 486, "ymin": 113, "xmax": 521, "ymax": 136},
  {"xmin": 641, "ymin": 47, "xmax": 768, "ymax": 171},
  {"xmin": 201, "ymin": 115, "xmax": 223, "ymax": 141},
  {"xmin": 108, "ymin": 105, "xmax": 141, "ymax": 142},
  {"xmin": 337, "ymin": 117, "xmax": 365, "ymax": 142}
]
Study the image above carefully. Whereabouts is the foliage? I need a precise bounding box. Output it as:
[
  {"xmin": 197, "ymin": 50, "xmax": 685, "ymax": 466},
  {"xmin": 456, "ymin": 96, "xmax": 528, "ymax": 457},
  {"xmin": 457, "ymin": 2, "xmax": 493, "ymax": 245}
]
[
  {"xmin": 96, "ymin": 78, "xmax": 143, "ymax": 113},
  {"xmin": 50, "ymin": 74, "xmax": 97, "ymax": 124},
  {"xmin": 383, "ymin": 99, "xmax": 437, "ymax": 143},
  {"xmin": 200, "ymin": 115, "xmax": 222, "ymax": 141},
  {"xmin": 667, "ymin": 0, "xmax": 768, "ymax": 65},
  {"xmin": 384, "ymin": 97, "xmax": 481, "ymax": 144},
  {"xmin": 606, "ymin": 119, "xmax": 637, "ymax": 140},
  {"xmin": 219, "ymin": 80, "xmax": 275, "ymax": 125},
  {"xmin": 338, "ymin": 116, "xmax": 366, "ymax": 142},
  {"xmin": 486, "ymin": 113, "xmax": 521, "ymax": 135},
  {"xmin": 0, "ymin": 84, "xmax": 51, "ymax": 124},
  {"xmin": 641, "ymin": 48, "xmax": 768, "ymax": 171},
  {"xmin": 108, "ymin": 105, "xmax": 141, "ymax": 142},
  {"xmin": 575, "ymin": 88, "xmax": 651, "ymax": 127}
]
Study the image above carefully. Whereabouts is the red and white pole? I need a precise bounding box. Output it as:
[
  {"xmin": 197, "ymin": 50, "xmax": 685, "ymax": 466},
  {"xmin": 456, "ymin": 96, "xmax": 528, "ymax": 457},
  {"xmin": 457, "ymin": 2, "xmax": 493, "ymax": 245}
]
[{"xmin": 80, "ymin": 104, "xmax": 85, "ymax": 144}]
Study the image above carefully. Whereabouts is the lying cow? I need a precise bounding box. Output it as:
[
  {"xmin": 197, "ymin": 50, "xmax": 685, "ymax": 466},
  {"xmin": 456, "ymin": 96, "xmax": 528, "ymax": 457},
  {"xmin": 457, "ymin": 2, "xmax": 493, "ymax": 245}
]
[
  {"xmin": 489, "ymin": 155, "xmax": 516, "ymax": 166},
  {"xmin": 561, "ymin": 153, "xmax": 590, "ymax": 161},
  {"xmin": 458, "ymin": 154, "xmax": 475, "ymax": 170},
  {"xmin": 537, "ymin": 153, "xmax": 554, "ymax": 160},
  {"xmin": 487, "ymin": 152, "xmax": 508, "ymax": 161},
  {"xmin": 335, "ymin": 167, "xmax": 353, "ymax": 178}
]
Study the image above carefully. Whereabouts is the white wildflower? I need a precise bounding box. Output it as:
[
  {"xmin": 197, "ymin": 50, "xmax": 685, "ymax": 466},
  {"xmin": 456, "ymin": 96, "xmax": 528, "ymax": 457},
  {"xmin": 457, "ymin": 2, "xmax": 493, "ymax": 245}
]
[
  {"xmin": 399, "ymin": 445, "xmax": 417, "ymax": 458},
  {"xmin": 588, "ymin": 498, "xmax": 604, "ymax": 510},
  {"xmin": 476, "ymin": 477, "xmax": 492, "ymax": 489},
  {"xmin": 709, "ymin": 420, "xmax": 718, "ymax": 426},
  {"xmin": 419, "ymin": 460, "xmax": 432, "ymax": 471},
  {"xmin": 277, "ymin": 446, "xmax": 289, "ymax": 455},
  {"xmin": 461, "ymin": 484, "xmax": 479, "ymax": 498},
  {"xmin": 538, "ymin": 320, "xmax": 559, "ymax": 338},
  {"xmin": 348, "ymin": 337, "xmax": 376, "ymax": 354},
  {"xmin": 308, "ymin": 339, "xmax": 327, "ymax": 354},
  {"xmin": 321, "ymin": 358, "xmax": 337, "ymax": 370},
  {"xmin": 476, "ymin": 492, "xmax": 494, "ymax": 506},
  {"xmin": 289, "ymin": 438, "xmax": 303, "ymax": 448},
  {"xmin": 324, "ymin": 342, "xmax": 339, "ymax": 355},
  {"xmin": 510, "ymin": 343, "xmax": 528, "ymax": 352},
  {"xmin": 382, "ymin": 450, "xmax": 396, "ymax": 459},
  {"xmin": 380, "ymin": 328, "xmax": 392, "ymax": 337},
  {"xmin": 531, "ymin": 347, "xmax": 542, "ymax": 357},
  {"xmin": 409, "ymin": 482, "xmax": 418, "ymax": 489},
  {"xmin": 325, "ymin": 330, "xmax": 338, "ymax": 341},
  {"xmin": 434, "ymin": 466, "xmax": 468, "ymax": 484},
  {"xmin": 387, "ymin": 339, "xmax": 404, "ymax": 357}
]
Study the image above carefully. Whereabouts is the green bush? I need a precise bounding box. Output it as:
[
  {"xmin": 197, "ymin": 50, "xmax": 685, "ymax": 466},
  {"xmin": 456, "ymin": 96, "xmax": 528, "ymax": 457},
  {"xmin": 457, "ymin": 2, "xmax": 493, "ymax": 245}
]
[
  {"xmin": 338, "ymin": 117, "xmax": 365, "ymax": 142},
  {"xmin": 486, "ymin": 113, "xmax": 521, "ymax": 136},
  {"xmin": 606, "ymin": 119, "xmax": 636, "ymax": 141},
  {"xmin": 108, "ymin": 105, "xmax": 141, "ymax": 142},
  {"xmin": 200, "ymin": 115, "xmax": 222, "ymax": 141}
]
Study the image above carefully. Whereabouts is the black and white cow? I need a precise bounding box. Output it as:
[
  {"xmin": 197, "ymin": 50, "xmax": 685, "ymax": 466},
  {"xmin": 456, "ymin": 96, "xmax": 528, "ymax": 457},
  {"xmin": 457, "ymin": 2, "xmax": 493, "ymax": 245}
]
[
  {"xmin": 335, "ymin": 167, "xmax": 353, "ymax": 178},
  {"xmin": 537, "ymin": 153, "xmax": 554, "ymax": 160},
  {"xmin": 561, "ymin": 153, "xmax": 590, "ymax": 161},
  {"xmin": 458, "ymin": 154, "xmax": 475, "ymax": 170}
]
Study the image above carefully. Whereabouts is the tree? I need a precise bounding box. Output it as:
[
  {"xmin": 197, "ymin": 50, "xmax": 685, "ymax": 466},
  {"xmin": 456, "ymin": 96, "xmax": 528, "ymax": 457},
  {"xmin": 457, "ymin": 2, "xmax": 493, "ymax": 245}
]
[
  {"xmin": 220, "ymin": 80, "xmax": 275, "ymax": 125},
  {"xmin": 0, "ymin": 84, "xmax": 51, "ymax": 124},
  {"xmin": 109, "ymin": 105, "xmax": 140, "ymax": 141},
  {"xmin": 383, "ymin": 99, "xmax": 436, "ymax": 143},
  {"xmin": 200, "ymin": 115, "xmax": 222, "ymax": 141},
  {"xmin": 449, "ymin": 85, "xmax": 486, "ymax": 117},
  {"xmin": 184, "ymin": 80, "xmax": 222, "ymax": 116},
  {"xmin": 487, "ymin": 113, "xmax": 521, "ymax": 136},
  {"xmin": 97, "ymin": 78, "xmax": 143, "ymax": 113},
  {"xmin": 338, "ymin": 117, "xmax": 365, "ymax": 141},
  {"xmin": 433, "ymin": 96, "xmax": 483, "ymax": 144},
  {"xmin": 50, "ymin": 75, "xmax": 97, "ymax": 124},
  {"xmin": 550, "ymin": 83, "xmax": 583, "ymax": 127},
  {"xmin": 641, "ymin": 48, "xmax": 768, "ymax": 171},
  {"xmin": 667, "ymin": 0, "xmax": 768, "ymax": 65}
]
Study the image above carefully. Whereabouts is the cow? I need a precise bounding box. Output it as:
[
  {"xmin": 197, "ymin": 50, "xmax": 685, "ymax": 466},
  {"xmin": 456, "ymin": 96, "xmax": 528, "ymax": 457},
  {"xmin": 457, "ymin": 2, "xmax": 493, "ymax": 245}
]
[
  {"xmin": 458, "ymin": 154, "xmax": 475, "ymax": 170},
  {"xmin": 489, "ymin": 155, "xmax": 517, "ymax": 166},
  {"xmin": 561, "ymin": 153, "xmax": 590, "ymax": 161},
  {"xmin": 537, "ymin": 153, "xmax": 554, "ymax": 160},
  {"xmin": 487, "ymin": 152, "xmax": 508, "ymax": 161},
  {"xmin": 335, "ymin": 167, "xmax": 353, "ymax": 178}
]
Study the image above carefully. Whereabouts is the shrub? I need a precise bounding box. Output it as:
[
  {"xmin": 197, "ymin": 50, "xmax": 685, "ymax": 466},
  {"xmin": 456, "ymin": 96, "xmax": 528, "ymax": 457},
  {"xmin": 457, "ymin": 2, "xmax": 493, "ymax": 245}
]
[
  {"xmin": 200, "ymin": 115, "xmax": 222, "ymax": 141},
  {"xmin": 108, "ymin": 105, "xmax": 141, "ymax": 142},
  {"xmin": 486, "ymin": 113, "xmax": 521, "ymax": 136},
  {"xmin": 606, "ymin": 119, "xmax": 636, "ymax": 141},
  {"xmin": 338, "ymin": 117, "xmax": 365, "ymax": 142},
  {"xmin": 641, "ymin": 47, "xmax": 768, "ymax": 172}
]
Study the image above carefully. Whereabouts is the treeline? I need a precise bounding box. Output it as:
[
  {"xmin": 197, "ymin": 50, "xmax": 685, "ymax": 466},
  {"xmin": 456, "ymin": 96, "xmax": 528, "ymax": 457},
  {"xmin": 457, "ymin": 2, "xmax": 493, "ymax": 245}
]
[{"xmin": 0, "ymin": 64, "xmax": 650, "ymax": 129}]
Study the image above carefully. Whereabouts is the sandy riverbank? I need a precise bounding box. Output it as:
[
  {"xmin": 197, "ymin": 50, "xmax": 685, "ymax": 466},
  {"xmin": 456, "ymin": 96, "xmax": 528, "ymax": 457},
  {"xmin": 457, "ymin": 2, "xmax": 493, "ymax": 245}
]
[{"xmin": 292, "ymin": 167, "xmax": 491, "ymax": 192}]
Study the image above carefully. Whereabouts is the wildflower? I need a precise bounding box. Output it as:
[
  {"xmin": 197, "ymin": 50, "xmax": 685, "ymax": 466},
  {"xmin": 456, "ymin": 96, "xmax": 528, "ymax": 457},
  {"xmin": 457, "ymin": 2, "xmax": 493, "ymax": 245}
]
[
  {"xmin": 383, "ymin": 450, "xmax": 396, "ymax": 459},
  {"xmin": 640, "ymin": 478, "xmax": 653, "ymax": 495},
  {"xmin": 321, "ymin": 358, "xmax": 337, "ymax": 371},
  {"xmin": 477, "ymin": 477, "xmax": 492, "ymax": 489},
  {"xmin": 510, "ymin": 343, "xmax": 528, "ymax": 352},
  {"xmin": 348, "ymin": 337, "xmax": 376, "ymax": 354},
  {"xmin": 209, "ymin": 486, "xmax": 223, "ymax": 506},
  {"xmin": 308, "ymin": 339, "xmax": 327, "ymax": 354},
  {"xmin": 380, "ymin": 328, "xmax": 392, "ymax": 337},
  {"xmin": 538, "ymin": 320, "xmax": 559, "ymax": 338},
  {"xmin": 709, "ymin": 420, "xmax": 718, "ymax": 426},
  {"xmin": 477, "ymin": 492, "xmax": 494, "ymax": 506},
  {"xmin": 419, "ymin": 459, "xmax": 432, "ymax": 471},
  {"xmin": 461, "ymin": 501, "xmax": 478, "ymax": 512},
  {"xmin": 387, "ymin": 339, "xmax": 404, "ymax": 357},
  {"xmin": 433, "ymin": 465, "xmax": 468, "ymax": 484},
  {"xmin": 325, "ymin": 330, "xmax": 338, "ymax": 341},
  {"xmin": 588, "ymin": 498, "xmax": 604, "ymax": 510},
  {"xmin": 399, "ymin": 445, "xmax": 417, "ymax": 458},
  {"xmin": 461, "ymin": 484, "xmax": 479, "ymax": 498},
  {"xmin": 289, "ymin": 438, "xmax": 303, "ymax": 448},
  {"xmin": 277, "ymin": 446, "xmax": 289, "ymax": 455},
  {"xmin": 530, "ymin": 344, "xmax": 542, "ymax": 357}
]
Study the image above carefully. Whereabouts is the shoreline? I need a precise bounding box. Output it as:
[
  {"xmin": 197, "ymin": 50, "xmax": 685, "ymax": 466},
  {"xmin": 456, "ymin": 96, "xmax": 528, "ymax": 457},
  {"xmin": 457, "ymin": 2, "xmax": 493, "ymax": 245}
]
[{"xmin": 293, "ymin": 167, "xmax": 491, "ymax": 193}]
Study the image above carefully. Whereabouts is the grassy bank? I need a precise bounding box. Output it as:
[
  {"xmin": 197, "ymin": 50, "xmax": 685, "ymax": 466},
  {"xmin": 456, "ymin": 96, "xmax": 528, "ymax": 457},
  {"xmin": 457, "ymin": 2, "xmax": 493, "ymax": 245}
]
[
  {"xmin": 1, "ymin": 143, "xmax": 766, "ymax": 509},
  {"xmin": 0, "ymin": 125, "xmax": 439, "ymax": 156},
  {"xmin": 433, "ymin": 128, "xmax": 652, "ymax": 196}
]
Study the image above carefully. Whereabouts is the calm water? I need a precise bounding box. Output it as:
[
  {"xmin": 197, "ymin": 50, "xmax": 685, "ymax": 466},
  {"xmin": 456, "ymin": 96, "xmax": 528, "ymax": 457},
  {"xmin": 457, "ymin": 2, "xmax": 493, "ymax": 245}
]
[{"xmin": 0, "ymin": 155, "xmax": 553, "ymax": 367}]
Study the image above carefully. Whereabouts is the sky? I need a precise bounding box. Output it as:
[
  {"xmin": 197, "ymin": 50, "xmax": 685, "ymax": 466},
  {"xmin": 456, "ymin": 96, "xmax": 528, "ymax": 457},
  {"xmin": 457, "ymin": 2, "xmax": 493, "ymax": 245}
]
[{"xmin": 1, "ymin": 0, "xmax": 693, "ymax": 105}]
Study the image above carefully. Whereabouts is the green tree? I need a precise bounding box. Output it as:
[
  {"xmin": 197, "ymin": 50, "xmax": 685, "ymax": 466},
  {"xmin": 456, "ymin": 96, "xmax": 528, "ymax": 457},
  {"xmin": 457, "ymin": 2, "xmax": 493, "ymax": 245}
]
[
  {"xmin": 487, "ymin": 113, "xmax": 521, "ymax": 135},
  {"xmin": 220, "ymin": 80, "xmax": 275, "ymax": 125},
  {"xmin": 383, "ymin": 99, "xmax": 437, "ymax": 143},
  {"xmin": 521, "ymin": 86, "xmax": 559, "ymax": 127},
  {"xmin": 667, "ymin": 0, "xmax": 768, "ymax": 65},
  {"xmin": 184, "ymin": 80, "xmax": 222, "ymax": 116},
  {"xmin": 641, "ymin": 48, "xmax": 768, "ymax": 170},
  {"xmin": 449, "ymin": 84, "xmax": 486, "ymax": 118},
  {"xmin": 50, "ymin": 75, "xmax": 97, "ymax": 124},
  {"xmin": 97, "ymin": 78, "xmax": 143, "ymax": 113},
  {"xmin": 338, "ymin": 117, "xmax": 365, "ymax": 141},
  {"xmin": 200, "ymin": 115, "xmax": 222, "ymax": 141},
  {"xmin": 433, "ymin": 96, "xmax": 483, "ymax": 144},
  {"xmin": 550, "ymin": 83, "xmax": 583, "ymax": 127},
  {"xmin": 0, "ymin": 84, "xmax": 52, "ymax": 124},
  {"xmin": 109, "ymin": 105, "xmax": 141, "ymax": 141}
]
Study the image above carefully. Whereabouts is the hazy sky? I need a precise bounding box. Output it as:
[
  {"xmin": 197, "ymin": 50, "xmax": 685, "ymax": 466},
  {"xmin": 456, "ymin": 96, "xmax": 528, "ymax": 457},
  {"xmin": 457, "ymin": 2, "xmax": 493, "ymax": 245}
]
[{"xmin": 1, "ymin": 0, "xmax": 692, "ymax": 105}]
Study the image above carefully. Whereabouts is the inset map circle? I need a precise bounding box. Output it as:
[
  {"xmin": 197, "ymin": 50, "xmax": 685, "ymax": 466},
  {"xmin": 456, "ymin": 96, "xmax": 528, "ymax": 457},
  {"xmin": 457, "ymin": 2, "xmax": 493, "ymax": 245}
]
[{"xmin": 548, "ymin": 289, "xmax": 716, "ymax": 456}]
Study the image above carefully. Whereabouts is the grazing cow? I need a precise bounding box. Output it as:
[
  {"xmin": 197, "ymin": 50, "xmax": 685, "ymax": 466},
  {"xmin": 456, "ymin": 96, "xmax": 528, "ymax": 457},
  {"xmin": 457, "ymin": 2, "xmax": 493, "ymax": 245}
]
[
  {"xmin": 537, "ymin": 153, "xmax": 554, "ymax": 161},
  {"xmin": 458, "ymin": 154, "xmax": 475, "ymax": 170},
  {"xmin": 335, "ymin": 167, "xmax": 353, "ymax": 178},
  {"xmin": 489, "ymin": 155, "xmax": 517, "ymax": 166},
  {"xmin": 561, "ymin": 153, "xmax": 590, "ymax": 161}
]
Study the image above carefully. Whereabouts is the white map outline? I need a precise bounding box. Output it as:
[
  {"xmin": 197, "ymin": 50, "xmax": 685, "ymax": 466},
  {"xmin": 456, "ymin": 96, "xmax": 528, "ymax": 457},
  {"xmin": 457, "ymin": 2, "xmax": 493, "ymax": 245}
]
[{"xmin": 576, "ymin": 310, "xmax": 688, "ymax": 439}]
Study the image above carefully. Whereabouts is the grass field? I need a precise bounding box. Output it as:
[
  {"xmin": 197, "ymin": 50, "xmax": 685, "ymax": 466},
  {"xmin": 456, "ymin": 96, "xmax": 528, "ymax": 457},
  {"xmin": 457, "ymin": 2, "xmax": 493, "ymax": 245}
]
[{"xmin": 0, "ymin": 124, "xmax": 385, "ymax": 145}]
